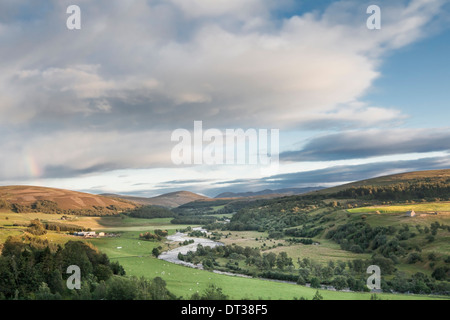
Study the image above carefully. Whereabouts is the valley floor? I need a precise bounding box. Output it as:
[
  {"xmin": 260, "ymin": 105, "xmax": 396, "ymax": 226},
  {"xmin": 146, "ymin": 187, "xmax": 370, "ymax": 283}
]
[{"xmin": 1, "ymin": 211, "xmax": 448, "ymax": 300}]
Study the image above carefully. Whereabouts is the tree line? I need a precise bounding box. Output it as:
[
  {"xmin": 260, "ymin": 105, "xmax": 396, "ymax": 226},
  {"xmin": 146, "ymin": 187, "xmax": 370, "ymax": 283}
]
[
  {"xmin": 315, "ymin": 180, "xmax": 450, "ymax": 201},
  {"xmin": 3, "ymin": 199, "xmax": 126, "ymax": 216}
]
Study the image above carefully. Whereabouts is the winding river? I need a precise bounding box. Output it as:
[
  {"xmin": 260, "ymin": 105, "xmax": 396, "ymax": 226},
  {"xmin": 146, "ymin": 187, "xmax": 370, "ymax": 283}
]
[
  {"xmin": 158, "ymin": 227, "xmax": 224, "ymax": 269},
  {"xmin": 158, "ymin": 228, "xmax": 379, "ymax": 292}
]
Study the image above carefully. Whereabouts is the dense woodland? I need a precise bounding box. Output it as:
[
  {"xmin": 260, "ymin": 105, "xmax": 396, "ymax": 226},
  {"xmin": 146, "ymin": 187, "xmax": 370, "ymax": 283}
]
[
  {"xmin": 0, "ymin": 237, "xmax": 176, "ymax": 300},
  {"xmin": 227, "ymin": 198, "xmax": 331, "ymax": 232},
  {"xmin": 309, "ymin": 179, "xmax": 450, "ymax": 202}
]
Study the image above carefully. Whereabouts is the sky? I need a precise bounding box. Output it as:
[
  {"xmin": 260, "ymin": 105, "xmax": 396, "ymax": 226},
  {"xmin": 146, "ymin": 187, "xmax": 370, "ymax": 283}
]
[{"xmin": 0, "ymin": 0, "xmax": 449, "ymax": 197}]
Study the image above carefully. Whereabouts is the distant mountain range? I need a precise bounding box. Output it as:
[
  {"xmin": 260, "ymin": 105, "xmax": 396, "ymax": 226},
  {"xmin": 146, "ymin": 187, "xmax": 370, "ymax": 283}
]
[
  {"xmin": 102, "ymin": 187, "xmax": 325, "ymax": 208},
  {"xmin": 214, "ymin": 187, "xmax": 324, "ymax": 199}
]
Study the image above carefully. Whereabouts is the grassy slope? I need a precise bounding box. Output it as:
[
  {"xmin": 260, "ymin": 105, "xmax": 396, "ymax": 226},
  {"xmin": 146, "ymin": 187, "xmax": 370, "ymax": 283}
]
[
  {"xmin": 347, "ymin": 203, "xmax": 450, "ymax": 275},
  {"xmin": 306, "ymin": 169, "xmax": 450, "ymax": 196},
  {"xmin": 220, "ymin": 201, "xmax": 450, "ymax": 276},
  {"xmin": 103, "ymin": 191, "xmax": 210, "ymax": 208},
  {"xmin": 0, "ymin": 210, "xmax": 81, "ymax": 245},
  {"xmin": 0, "ymin": 185, "xmax": 136, "ymax": 211}
]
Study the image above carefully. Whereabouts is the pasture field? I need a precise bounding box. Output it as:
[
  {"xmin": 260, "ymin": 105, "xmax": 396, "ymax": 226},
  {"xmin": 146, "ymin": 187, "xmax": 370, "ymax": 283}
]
[
  {"xmin": 0, "ymin": 211, "xmax": 79, "ymax": 244},
  {"xmin": 88, "ymin": 227, "xmax": 447, "ymax": 300},
  {"xmin": 219, "ymin": 230, "xmax": 371, "ymax": 266}
]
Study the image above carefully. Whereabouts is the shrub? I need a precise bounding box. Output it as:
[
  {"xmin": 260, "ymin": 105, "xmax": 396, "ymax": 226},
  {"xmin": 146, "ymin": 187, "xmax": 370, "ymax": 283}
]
[
  {"xmin": 310, "ymin": 277, "xmax": 321, "ymax": 288},
  {"xmin": 27, "ymin": 219, "xmax": 47, "ymax": 236},
  {"xmin": 406, "ymin": 253, "xmax": 422, "ymax": 264}
]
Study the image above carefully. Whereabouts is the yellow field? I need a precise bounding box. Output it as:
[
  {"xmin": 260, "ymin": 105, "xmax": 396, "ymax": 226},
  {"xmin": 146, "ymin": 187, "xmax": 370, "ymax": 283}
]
[
  {"xmin": 348, "ymin": 202, "xmax": 450, "ymax": 214},
  {"xmin": 0, "ymin": 211, "xmax": 79, "ymax": 244}
]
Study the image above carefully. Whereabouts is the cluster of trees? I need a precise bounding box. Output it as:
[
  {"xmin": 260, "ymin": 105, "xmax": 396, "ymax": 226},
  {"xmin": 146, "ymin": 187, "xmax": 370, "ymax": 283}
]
[
  {"xmin": 386, "ymin": 272, "xmax": 450, "ymax": 294},
  {"xmin": 179, "ymin": 244, "xmax": 294, "ymax": 274},
  {"xmin": 327, "ymin": 221, "xmax": 396, "ymax": 254},
  {"xmin": 31, "ymin": 200, "xmax": 59, "ymax": 213},
  {"xmin": 43, "ymin": 221, "xmax": 89, "ymax": 233},
  {"xmin": 139, "ymin": 229, "xmax": 168, "ymax": 241},
  {"xmin": 228, "ymin": 199, "xmax": 327, "ymax": 232},
  {"xmin": 0, "ymin": 237, "xmax": 179, "ymax": 300},
  {"xmin": 190, "ymin": 284, "xmax": 228, "ymax": 300},
  {"xmin": 0, "ymin": 238, "xmax": 122, "ymax": 299},
  {"xmin": 326, "ymin": 220, "xmax": 449, "ymax": 265},
  {"xmin": 26, "ymin": 219, "xmax": 47, "ymax": 236},
  {"xmin": 188, "ymin": 230, "xmax": 209, "ymax": 238},
  {"xmin": 286, "ymin": 238, "xmax": 315, "ymax": 245}
]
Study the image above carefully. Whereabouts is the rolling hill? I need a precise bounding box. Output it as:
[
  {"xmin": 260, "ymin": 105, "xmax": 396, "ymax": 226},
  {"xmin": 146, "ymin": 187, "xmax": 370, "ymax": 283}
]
[
  {"xmin": 0, "ymin": 185, "xmax": 136, "ymax": 211},
  {"xmin": 102, "ymin": 191, "xmax": 210, "ymax": 208},
  {"xmin": 304, "ymin": 169, "xmax": 450, "ymax": 197},
  {"xmin": 215, "ymin": 187, "xmax": 323, "ymax": 198}
]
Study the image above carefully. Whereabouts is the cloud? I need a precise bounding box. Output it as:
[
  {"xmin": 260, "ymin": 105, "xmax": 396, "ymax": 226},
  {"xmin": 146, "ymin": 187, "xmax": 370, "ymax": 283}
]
[
  {"xmin": 167, "ymin": 0, "xmax": 266, "ymax": 19},
  {"xmin": 2, "ymin": 0, "xmax": 444, "ymax": 128},
  {"xmin": 0, "ymin": 129, "xmax": 174, "ymax": 180},
  {"xmin": 281, "ymin": 128, "xmax": 450, "ymax": 161},
  {"xmin": 0, "ymin": 0, "xmax": 448, "ymax": 180}
]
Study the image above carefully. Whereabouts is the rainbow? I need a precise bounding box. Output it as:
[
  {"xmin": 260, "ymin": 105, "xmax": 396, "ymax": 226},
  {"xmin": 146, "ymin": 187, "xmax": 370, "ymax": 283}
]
[{"xmin": 24, "ymin": 153, "xmax": 42, "ymax": 178}]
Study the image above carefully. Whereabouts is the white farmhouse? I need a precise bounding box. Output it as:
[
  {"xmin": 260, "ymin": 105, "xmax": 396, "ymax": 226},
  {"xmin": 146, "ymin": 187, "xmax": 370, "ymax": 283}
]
[{"xmin": 405, "ymin": 210, "xmax": 416, "ymax": 217}]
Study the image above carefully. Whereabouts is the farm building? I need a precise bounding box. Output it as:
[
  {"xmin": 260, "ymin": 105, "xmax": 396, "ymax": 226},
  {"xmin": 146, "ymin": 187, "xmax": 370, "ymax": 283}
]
[
  {"xmin": 405, "ymin": 210, "xmax": 416, "ymax": 217},
  {"xmin": 74, "ymin": 231, "xmax": 96, "ymax": 237}
]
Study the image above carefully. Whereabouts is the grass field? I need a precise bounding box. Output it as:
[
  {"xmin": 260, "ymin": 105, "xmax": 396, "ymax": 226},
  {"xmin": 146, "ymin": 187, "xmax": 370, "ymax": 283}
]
[
  {"xmin": 219, "ymin": 230, "xmax": 371, "ymax": 266},
  {"xmin": 88, "ymin": 228, "xmax": 447, "ymax": 300}
]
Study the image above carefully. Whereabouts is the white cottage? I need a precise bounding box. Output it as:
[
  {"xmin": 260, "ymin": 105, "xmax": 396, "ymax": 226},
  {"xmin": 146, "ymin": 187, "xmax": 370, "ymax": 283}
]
[{"xmin": 405, "ymin": 210, "xmax": 416, "ymax": 217}]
